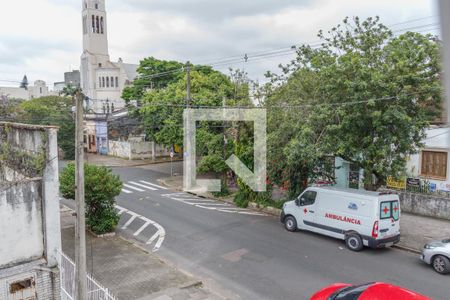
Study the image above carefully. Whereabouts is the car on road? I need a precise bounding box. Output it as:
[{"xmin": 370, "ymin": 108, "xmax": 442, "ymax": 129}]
[
  {"xmin": 420, "ymin": 238, "xmax": 450, "ymax": 274},
  {"xmin": 310, "ymin": 282, "xmax": 431, "ymax": 300},
  {"xmin": 281, "ymin": 187, "xmax": 400, "ymax": 251}
]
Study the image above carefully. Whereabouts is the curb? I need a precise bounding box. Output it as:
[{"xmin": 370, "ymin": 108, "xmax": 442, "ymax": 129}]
[{"xmin": 393, "ymin": 244, "xmax": 422, "ymax": 254}]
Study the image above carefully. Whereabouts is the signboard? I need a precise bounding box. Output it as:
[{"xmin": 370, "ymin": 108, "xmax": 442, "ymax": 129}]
[
  {"xmin": 170, "ymin": 151, "xmax": 174, "ymax": 158},
  {"xmin": 406, "ymin": 178, "xmax": 420, "ymax": 188},
  {"xmin": 386, "ymin": 176, "xmax": 406, "ymax": 189}
]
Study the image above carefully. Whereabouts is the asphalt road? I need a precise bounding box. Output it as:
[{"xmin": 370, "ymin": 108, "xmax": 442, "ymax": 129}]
[{"xmin": 64, "ymin": 162, "xmax": 450, "ymax": 300}]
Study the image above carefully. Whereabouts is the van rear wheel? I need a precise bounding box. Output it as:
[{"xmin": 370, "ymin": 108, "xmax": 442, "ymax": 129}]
[
  {"xmin": 345, "ymin": 233, "xmax": 363, "ymax": 251},
  {"xmin": 284, "ymin": 216, "xmax": 297, "ymax": 232}
]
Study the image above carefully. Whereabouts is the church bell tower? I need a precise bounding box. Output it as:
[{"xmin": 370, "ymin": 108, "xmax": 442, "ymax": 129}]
[{"xmin": 82, "ymin": 0, "xmax": 109, "ymax": 57}]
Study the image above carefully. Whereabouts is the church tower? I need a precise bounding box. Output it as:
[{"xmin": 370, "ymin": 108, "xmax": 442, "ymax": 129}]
[
  {"xmin": 80, "ymin": 0, "xmax": 112, "ymax": 103},
  {"xmin": 82, "ymin": 0, "xmax": 109, "ymax": 58}
]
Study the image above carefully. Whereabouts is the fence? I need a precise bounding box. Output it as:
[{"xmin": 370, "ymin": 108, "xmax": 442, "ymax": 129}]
[{"xmin": 59, "ymin": 251, "xmax": 117, "ymax": 300}]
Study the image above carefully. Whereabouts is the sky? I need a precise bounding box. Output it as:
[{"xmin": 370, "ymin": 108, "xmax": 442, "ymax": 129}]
[{"xmin": 0, "ymin": 0, "xmax": 440, "ymax": 89}]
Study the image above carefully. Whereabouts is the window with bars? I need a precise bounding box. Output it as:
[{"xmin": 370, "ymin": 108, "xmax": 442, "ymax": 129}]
[{"xmin": 421, "ymin": 150, "xmax": 448, "ymax": 179}]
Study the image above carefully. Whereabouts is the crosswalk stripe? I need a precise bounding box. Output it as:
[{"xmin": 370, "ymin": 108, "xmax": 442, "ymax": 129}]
[
  {"xmin": 134, "ymin": 220, "xmax": 150, "ymax": 236},
  {"xmin": 121, "ymin": 188, "xmax": 133, "ymax": 194},
  {"xmin": 123, "ymin": 184, "xmax": 145, "ymax": 192},
  {"xmin": 190, "ymin": 202, "xmax": 230, "ymax": 206},
  {"xmin": 122, "ymin": 213, "xmax": 138, "ymax": 229},
  {"xmin": 139, "ymin": 180, "xmax": 168, "ymax": 190},
  {"xmin": 128, "ymin": 181, "xmax": 157, "ymax": 191}
]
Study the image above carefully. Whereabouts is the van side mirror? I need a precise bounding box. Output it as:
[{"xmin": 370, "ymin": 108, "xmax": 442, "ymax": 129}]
[{"xmin": 295, "ymin": 198, "xmax": 300, "ymax": 206}]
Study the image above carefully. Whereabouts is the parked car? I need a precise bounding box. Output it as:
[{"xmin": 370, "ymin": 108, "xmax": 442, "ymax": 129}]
[
  {"xmin": 310, "ymin": 282, "xmax": 431, "ymax": 300},
  {"xmin": 281, "ymin": 187, "xmax": 400, "ymax": 251},
  {"xmin": 420, "ymin": 238, "xmax": 450, "ymax": 274}
]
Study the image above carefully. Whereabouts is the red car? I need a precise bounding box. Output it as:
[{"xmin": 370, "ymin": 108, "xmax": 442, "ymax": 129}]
[{"xmin": 310, "ymin": 282, "xmax": 432, "ymax": 300}]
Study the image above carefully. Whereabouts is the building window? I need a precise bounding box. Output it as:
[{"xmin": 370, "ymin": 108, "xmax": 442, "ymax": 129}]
[
  {"xmin": 421, "ymin": 150, "xmax": 447, "ymax": 179},
  {"xmin": 92, "ymin": 15, "xmax": 95, "ymax": 33},
  {"xmin": 115, "ymin": 76, "xmax": 118, "ymax": 88},
  {"xmin": 96, "ymin": 16, "xmax": 100, "ymax": 33},
  {"xmin": 106, "ymin": 76, "xmax": 109, "ymax": 87},
  {"xmin": 102, "ymin": 77, "xmax": 105, "ymax": 87},
  {"xmin": 100, "ymin": 17, "xmax": 104, "ymax": 34},
  {"xmin": 95, "ymin": 3, "xmax": 98, "ymax": 9},
  {"xmin": 110, "ymin": 76, "xmax": 114, "ymax": 87},
  {"xmin": 40, "ymin": 87, "xmax": 42, "ymax": 94}
]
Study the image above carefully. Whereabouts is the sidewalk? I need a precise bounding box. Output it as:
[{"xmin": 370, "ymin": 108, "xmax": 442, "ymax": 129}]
[
  {"xmin": 60, "ymin": 206, "xmax": 226, "ymax": 300},
  {"xmin": 160, "ymin": 175, "xmax": 450, "ymax": 253},
  {"xmin": 83, "ymin": 153, "xmax": 182, "ymax": 167}
]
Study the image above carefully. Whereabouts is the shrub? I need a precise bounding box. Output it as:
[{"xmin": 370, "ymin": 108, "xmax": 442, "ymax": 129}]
[{"xmin": 60, "ymin": 163, "xmax": 123, "ymax": 234}]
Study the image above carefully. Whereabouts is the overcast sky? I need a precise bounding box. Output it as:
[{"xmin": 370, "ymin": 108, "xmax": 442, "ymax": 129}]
[{"xmin": 0, "ymin": 0, "xmax": 440, "ymax": 88}]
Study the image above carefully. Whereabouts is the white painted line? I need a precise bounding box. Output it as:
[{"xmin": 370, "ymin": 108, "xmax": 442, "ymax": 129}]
[
  {"xmin": 121, "ymin": 188, "xmax": 133, "ymax": 194},
  {"xmin": 161, "ymin": 192, "xmax": 185, "ymax": 197},
  {"xmin": 117, "ymin": 207, "xmax": 126, "ymax": 215},
  {"xmin": 134, "ymin": 220, "xmax": 150, "ymax": 236},
  {"xmin": 189, "ymin": 202, "xmax": 230, "ymax": 206},
  {"xmin": 115, "ymin": 205, "xmax": 166, "ymax": 252},
  {"xmin": 237, "ymin": 211, "xmax": 267, "ymax": 216},
  {"xmin": 123, "ymin": 184, "xmax": 145, "ymax": 192},
  {"xmin": 174, "ymin": 198, "xmax": 215, "ymax": 202},
  {"xmin": 121, "ymin": 212, "xmax": 138, "ymax": 229},
  {"xmin": 128, "ymin": 181, "xmax": 157, "ymax": 191},
  {"xmin": 139, "ymin": 180, "xmax": 168, "ymax": 190},
  {"xmin": 195, "ymin": 205, "xmax": 219, "ymax": 210}
]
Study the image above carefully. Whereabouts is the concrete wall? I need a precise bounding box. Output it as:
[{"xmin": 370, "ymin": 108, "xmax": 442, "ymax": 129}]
[
  {"xmin": 108, "ymin": 140, "xmax": 170, "ymax": 160},
  {"xmin": 0, "ymin": 180, "xmax": 44, "ymax": 268},
  {"xmin": 0, "ymin": 122, "xmax": 61, "ymax": 299},
  {"xmin": 380, "ymin": 188, "xmax": 450, "ymax": 220}
]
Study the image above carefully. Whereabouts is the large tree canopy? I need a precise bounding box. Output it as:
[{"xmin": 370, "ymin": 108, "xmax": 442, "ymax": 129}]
[
  {"xmin": 17, "ymin": 96, "xmax": 75, "ymax": 159},
  {"xmin": 266, "ymin": 16, "xmax": 442, "ymax": 192}
]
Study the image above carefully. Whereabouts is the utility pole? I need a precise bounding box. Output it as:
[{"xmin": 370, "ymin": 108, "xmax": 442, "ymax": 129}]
[
  {"xmin": 75, "ymin": 90, "xmax": 88, "ymax": 300},
  {"xmin": 184, "ymin": 61, "xmax": 194, "ymax": 190}
]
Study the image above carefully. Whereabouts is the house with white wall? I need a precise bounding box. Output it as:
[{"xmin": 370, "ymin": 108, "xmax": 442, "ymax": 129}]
[{"xmin": 406, "ymin": 126, "xmax": 450, "ymax": 192}]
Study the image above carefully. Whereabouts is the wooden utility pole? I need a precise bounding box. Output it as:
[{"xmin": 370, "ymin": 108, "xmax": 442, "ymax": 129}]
[{"xmin": 75, "ymin": 90, "xmax": 88, "ymax": 300}]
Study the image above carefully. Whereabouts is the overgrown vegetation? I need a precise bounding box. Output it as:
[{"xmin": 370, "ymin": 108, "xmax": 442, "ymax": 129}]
[
  {"xmin": 17, "ymin": 96, "xmax": 75, "ymax": 159},
  {"xmin": 59, "ymin": 163, "xmax": 123, "ymax": 234}
]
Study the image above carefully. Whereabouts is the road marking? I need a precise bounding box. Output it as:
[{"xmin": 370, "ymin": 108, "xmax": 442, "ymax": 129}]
[
  {"xmin": 139, "ymin": 180, "xmax": 168, "ymax": 190},
  {"xmin": 121, "ymin": 212, "xmax": 138, "ymax": 229},
  {"xmin": 128, "ymin": 181, "xmax": 157, "ymax": 191},
  {"xmin": 187, "ymin": 202, "xmax": 231, "ymax": 206},
  {"xmin": 121, "ymin": 188, "xmax": 133, "ymax": 194},
  {"xmin": 134, "ymin": 220, "xmax": 151, "ymax": 236},
  {"xmin": 161, "ymin": 193, "xmax": 267, "ymax": 216},
  {"xmin": 123, "ymin": 184, "xmax": 145, "ymax": 192},
  {"xmin": 115, "ymin": 205, "xmax": 166, "ymax": 252}
]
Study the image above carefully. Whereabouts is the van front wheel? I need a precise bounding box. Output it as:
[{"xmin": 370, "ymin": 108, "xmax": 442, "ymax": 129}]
[
  {"xmin": 345, "ymin": 233, "xmax": 363, "ymax": 251},
  {"xmin": 284, "ymin": 216, "xmax": 297, "ymax": 232}
]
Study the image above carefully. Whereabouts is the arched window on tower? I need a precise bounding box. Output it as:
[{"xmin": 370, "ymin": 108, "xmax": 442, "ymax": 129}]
[
  {"xmin": 102, "ymin": 77, "xmax": 105, "ymax": 87},
  {"xmin": 100, "ymin": 17, "xmax": 104, "ymax": 34},
  {"xmin": 92, "ymin": 15, "xmax": 95, "ymax": 33},
  {"xmin": 96, "ymin": 16, "xmax": 100, "ymax": 33},
  {"xmin": 110, "ymin": 76, "xmax": 114, "ymax": 87},
  {"xmin": 106, "ymin": 77, "xmax": 109, "ymax": 88}
]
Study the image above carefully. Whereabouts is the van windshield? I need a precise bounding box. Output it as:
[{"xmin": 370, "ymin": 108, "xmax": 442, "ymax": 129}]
[{"xmin": 380, "ymin": 200, "xmax": 399, "ymax": 221}]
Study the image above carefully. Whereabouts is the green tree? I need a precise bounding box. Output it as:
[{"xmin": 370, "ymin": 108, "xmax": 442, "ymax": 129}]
[
  {"xmin": 266, "ymin": 16, "xmax": 442, "ymax": 191},
  {"xmin": 59, "ymin": 163, "xmax": 122, "ymax": 234},
  {"xmin": 17, "ymin": 96, "xmax": 76, "ymax": 159}
]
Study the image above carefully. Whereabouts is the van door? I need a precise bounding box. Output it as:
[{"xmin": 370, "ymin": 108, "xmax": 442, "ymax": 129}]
[
  {"xmin": 297, "ymin": 190, "xmax": 317, "ymax": 229},
  {"xmin": 379, "ymin": 200, "xmax": 400, "ymax": 239}
]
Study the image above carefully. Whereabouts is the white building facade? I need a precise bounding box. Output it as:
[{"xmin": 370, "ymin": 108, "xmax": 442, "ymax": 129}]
[
  {"xmin": 80, "ymin": 0, "xmax": 138, "ymax": 113},
  {"xmin": 0, "ymin": 80, "xmax": 54, "ymax": 100}
]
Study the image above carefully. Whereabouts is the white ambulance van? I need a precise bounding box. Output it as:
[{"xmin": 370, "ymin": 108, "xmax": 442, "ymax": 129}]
[{"xmin": 281, "ymin": 186, "xmax": 400, "ymax": 251}]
